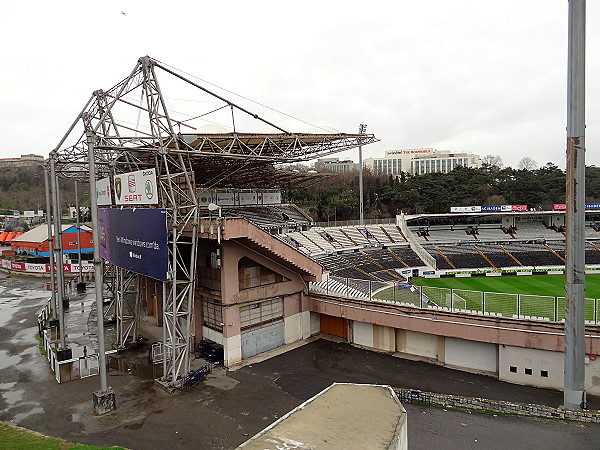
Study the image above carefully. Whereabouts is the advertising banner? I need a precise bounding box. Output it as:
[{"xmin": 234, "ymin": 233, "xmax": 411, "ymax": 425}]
[
  {"xmin": 198, "ymin": 191, "xmax": 215, "ymax": 207},
  {"xmin": 98, "ymin": 208, "xmax": 168, "ymax": 281},
  {"xmin": 553, "ymin": 204, "xmax": 567, "ymax": 210},
  {"xmin": 216, "ymin": 192, "xmax": 237, "ymax": 206},
  {"xmin": 511, "ymin": 205, "xmax": 528, "ymax": 211},
  {"xmin": 239, "ymin": 192, "xmax": 258, "ymax": 205},
  {"xmin": 24, "ymin": 210, "xmax": 35, "ymax": 217},
  {"xmin": 114, "ymin": 168, "xmax": 158, "ymax": 205},
  {"xmin": 262, "ymin": 192, "xmax": 281, "ymax": 205},
  {"xmin": 10, "ymin": 261, "xmax": 25, "ymax": 271},
  {"xmin": 500, "ymin": 205, "xmax": 513, "ymax": 211},
  {"xmin": 96, "ymin": 177, "xmax": 113, "ymax": 206},
  {"xmin": 481, "ymin": 205, "xmax": 501, "ymax": 212},
  {"xmin": 586, "ymin": 203, "xmax": 600, "ymax": 210},
  {"xmin": 450, "ymin": 206, "xmax": 481, "ymax": 213}
]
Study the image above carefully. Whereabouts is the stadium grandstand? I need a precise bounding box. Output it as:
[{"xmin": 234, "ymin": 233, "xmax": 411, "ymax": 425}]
[{"xmin": 46, "ymin": 56, "xmax": 600, "ymax": 403}]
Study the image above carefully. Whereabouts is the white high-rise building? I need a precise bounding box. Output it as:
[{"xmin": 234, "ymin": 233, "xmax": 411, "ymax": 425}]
[{"xmin": 364, "ymin": 148, "xmax": 481, "ymax": 176}]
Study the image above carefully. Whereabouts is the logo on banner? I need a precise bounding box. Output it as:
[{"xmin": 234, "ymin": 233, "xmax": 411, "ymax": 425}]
[
  {"xmin": 145, "ymin": 180, "xmax": 153, "ymax": 199},
  {"xmin": 115, "ymin": 178, "xmax": 122, "ymax": 201},
  {"xmin": 128, "ymin": 174, "xmax": 136, "ymax": 192}
]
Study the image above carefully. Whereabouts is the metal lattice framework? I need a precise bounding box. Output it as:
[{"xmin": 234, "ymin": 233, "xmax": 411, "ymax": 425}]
[{"xmin": 53, "ymin": 56, "xmax": 378, "ymax": 386}]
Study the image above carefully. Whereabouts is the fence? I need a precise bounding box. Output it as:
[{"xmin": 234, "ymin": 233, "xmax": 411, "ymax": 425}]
[
  {"xmin": 313, "ymin": 218, "xmax": 397, "ymax": 228},
  {"xmin": 309, "ymin": 276, "xmax": 600, "ymax": 324}
]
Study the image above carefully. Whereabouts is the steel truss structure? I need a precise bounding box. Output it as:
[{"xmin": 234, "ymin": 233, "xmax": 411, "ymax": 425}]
[
  {"xmin": 104, "ymin": 267, "xmax": 140, "ymax": 349},
  {"xmin": 53, "ymin": 56, "xmax": 378, "ymax": 386}
]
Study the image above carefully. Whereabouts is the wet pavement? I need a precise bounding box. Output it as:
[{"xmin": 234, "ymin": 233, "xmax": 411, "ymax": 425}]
[{"xmin": 1, "ymin": 271, "xmax": 600, "ymax": 449}]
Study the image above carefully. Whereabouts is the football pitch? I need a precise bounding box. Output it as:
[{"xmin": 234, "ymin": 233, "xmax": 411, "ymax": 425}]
[
  {"xmin": 372, "ymin": 274, "xmax": 600, "ymax": 322},
  {"xmin": 411, "ymin": 274, "xmax": 600, "ymax": 298}
]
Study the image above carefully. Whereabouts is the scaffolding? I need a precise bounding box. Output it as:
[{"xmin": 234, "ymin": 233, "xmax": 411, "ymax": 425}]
[{"xmin": 53, "ymin": 56, "xmax": 378, "ymax": 386}]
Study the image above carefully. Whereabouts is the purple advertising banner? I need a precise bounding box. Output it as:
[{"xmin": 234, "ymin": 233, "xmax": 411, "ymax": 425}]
[{"xmin": 98, "ymin": 208, "xmax": 168, "ymax": 282}]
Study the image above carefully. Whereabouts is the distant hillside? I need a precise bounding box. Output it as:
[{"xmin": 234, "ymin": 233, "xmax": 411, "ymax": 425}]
[{"xmin": 0, "ymin": 166, "xmax": 83, "ymax": 211}]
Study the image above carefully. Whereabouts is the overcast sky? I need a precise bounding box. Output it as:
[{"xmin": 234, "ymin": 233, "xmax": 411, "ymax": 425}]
[{"xmin": 0, "ymin": 1, "xmax": 598, "ymax": 169}]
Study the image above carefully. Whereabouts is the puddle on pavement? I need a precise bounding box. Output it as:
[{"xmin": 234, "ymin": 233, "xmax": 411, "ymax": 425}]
[
  {"xmin": 109, "ymin": 357, "xmax": 163, "ymax": 379},
  {"xmin": 13, "ymin": 406, "xmax": 44, "ymax": 423},
  {"xmin": 1, "ymin": 388, "xmax": 25, "ymax": 405},
  {"xmin": 0, "ymin": 350, "xmax": 22, "ymax": 370}
]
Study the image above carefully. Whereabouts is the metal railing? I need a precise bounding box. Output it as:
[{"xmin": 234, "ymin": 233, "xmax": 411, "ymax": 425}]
[
  {"xmin": 313, "ymin": 218, "xmax": 397, "ymax": 228},
  {"xmin": 398, "ymin": 214, "xmax": 436, "ymax": 269},
  {"xmin": 309, "ymin": 276, "xmax": 600, "ymax": 324}
]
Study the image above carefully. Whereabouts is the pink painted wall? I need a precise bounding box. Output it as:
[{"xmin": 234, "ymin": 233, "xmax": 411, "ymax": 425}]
[{"xmin": 308, "ymin": 295, "xmax": 600, "ymax": 354}]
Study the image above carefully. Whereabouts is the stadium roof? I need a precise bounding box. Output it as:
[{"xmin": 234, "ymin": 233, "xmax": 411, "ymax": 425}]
[
  {"xmin": 52, "ymin": 56, "xmax": 378, "ymax": 190},
  {"xmin": 11, "ymin": 224, "xmax": 91, "ymax": 244}
]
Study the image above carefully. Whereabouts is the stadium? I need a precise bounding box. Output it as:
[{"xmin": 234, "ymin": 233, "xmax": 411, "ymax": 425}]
[{"xmin": 46, "ymin": 56, "xmax": 600, "ymax": 406}]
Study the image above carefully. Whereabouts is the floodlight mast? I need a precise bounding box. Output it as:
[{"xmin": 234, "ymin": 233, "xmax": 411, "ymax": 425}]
[
  {"xmin": 358, "ymin": 123, "xmax": 367, "ymax": 226},
  {"xmin": 564, "ymin": 0, "xmax": 586, "ymax": 411}
]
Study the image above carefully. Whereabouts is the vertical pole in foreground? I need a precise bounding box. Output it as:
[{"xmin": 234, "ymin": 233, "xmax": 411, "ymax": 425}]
[
  {"xmin": 43, "ymin": 165, "xmax": 57, "ymax": 317},
  {"xmin": 86, "ymin": 130, "xmax": 116, "ymax": 414},
  {"xmin": 75, "ymin": 181, "xmax": 83, "ymax": 285},
  {"xmin": 564, "ymin": 0, "xmax": 586, "ymax": 410},
  {"xmin": 49, "ymin": 154, "xmax": 66, "ymax": 348},
  {"xmin": 358, "ymin": 123, "xmax": 367, "ymax": 226}
]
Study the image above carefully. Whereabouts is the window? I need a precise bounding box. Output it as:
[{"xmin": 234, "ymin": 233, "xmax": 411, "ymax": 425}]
[
  {"xmin": 541, "ymin": 370, "xmax": 548, "ymax": 378},
  {"xmin": 525, "ymin": 368, "xmax": 533, "ymax": 375},
  {"xmin": 240, "ymin": 298, "xmax": 283, "ymax": 331},
  {"xmin": 203, "ymin": 299, "xmax": 223, "ymax": 332},
  {"xmin": 509, "ymin": 366, "xmax": 517, "ymax": 373}
]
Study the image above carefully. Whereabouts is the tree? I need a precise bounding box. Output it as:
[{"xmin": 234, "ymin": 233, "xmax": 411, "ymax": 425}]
[
  {"xmin": 481, "ymin": 155, "xmax": 504, "ymax": 171},
  {"xmin": 518, "ymin": 157, "xmax": 538, "ymax": 171}
]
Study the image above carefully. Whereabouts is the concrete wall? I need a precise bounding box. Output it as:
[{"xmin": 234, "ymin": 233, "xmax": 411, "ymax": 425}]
[
  {"xmin": 310, "ymin": 312, "xmax": 321, "ymax": 335},
  {"xmin": 499, "ymin": 345, "xmax": 600, "ymax": 396},
  {"xmin": 202, "ymin": 326, "xmax": 223, "ymax": 346},
  {"xmin": 353, "ymin": 321, "xmax": 374, "ymax": 348},
  {"xmin": 284, "ymin": 311, "xmax": 311, "ymax": 344},
  {"xmin": 223, "ymin": 334, "xmax": 242, "ymax": 366},
  {"xmin": 373, "ymin": 325, "xmax": 395, "ymax": 352},
  {"xmin": 397, "ymin": 330, "xmax": 439, "ymax": 359},
  {"xmin": 445, "ymin": 337, "xmax": 497, "ymax": 374}
]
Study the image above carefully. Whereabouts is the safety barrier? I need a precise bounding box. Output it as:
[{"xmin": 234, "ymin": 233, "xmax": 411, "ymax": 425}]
[{"xmin": 309, "ymin": 276, "xmax": 600, "ymax": 324}]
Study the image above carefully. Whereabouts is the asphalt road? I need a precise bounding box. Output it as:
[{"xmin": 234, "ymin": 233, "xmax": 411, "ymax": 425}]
[{"xmin": 1, "ymin": 271, "xmax": 600, "ymax": 449}]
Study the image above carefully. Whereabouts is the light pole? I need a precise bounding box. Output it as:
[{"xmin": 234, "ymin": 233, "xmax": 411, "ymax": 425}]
[
  {"xmin": 358, "ymin": 123, "xmax": 367, "ymax": 226},
  {"xmin": 564, "ymin": 0, "xmax": 586, "ymax": 411}
]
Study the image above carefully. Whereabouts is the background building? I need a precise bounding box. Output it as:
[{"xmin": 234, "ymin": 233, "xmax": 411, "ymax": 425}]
[
  {"xmin": 0, "ymin": 154, "xmax": 44, "ymax": 167},
  {"xmin": 364, "ymin": 148, "xmax": 481, "ymax": 176},
  {"xmin": 315, "ymin": 157, "xmax": 359, "ymax": 173}
]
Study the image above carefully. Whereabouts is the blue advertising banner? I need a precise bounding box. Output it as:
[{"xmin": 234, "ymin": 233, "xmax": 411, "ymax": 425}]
[
  {"xmin": 481, "ymin": 205, "xmax": 501, "ymax": 212},
  {"xmin": 98, "ymin": 208, "xmax": 168, "ymax": 282}
]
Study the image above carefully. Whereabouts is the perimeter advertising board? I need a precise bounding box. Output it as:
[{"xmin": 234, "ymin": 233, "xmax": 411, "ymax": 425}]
[
  {"xmin": 98, "ymin": 208, "xmax": 168, "ymax": 281},
  {"xmin": 114, "ymin": 169, "xmax": 158, "ymax": 205}
]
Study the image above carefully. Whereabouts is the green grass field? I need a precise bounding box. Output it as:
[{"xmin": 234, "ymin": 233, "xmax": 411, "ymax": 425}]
[
  {"xmin": 411, "ymin": 274, "xmax": 600, "ymax": 297},
  {"xmin": 372, "ymin": 274, "xmax": 600, "ymax": 322}
]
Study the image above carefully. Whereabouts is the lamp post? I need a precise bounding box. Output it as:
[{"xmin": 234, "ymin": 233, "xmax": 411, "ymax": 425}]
[
  {"xmin": 358, "ymin": 123, "xmax": 367, "ymax": 226},
  {"xmin": 564, "ymin": 0, "xmax": 586, "ymax": 411}
]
